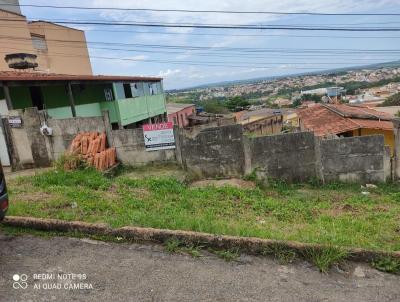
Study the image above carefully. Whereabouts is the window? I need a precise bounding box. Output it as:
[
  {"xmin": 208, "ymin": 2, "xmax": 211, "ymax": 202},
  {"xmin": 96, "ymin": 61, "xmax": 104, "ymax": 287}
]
[
  {"xmin": 123, "ymin": 84, "xmax": 132, "ymax": 98},
  {"xmin": 173, "ymin": 117, "xmax": 177, "ymax": 125},
  {"xmin": 31, "ymin": 34, "xmax": 47, "ymax": 51},
  {"xmin": 104, "ymin": 88, "xmax": 113, "ymax": 101},
  {"xmin": 130, "ymin": 83, "xmax": 144, "ymax": 97}
]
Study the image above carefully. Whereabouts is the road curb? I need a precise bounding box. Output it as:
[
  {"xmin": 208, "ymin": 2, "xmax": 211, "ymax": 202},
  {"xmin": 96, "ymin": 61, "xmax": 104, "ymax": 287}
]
[{"xmin": 2, "ymin": 216, "xmax": 399, "ymax": 262}]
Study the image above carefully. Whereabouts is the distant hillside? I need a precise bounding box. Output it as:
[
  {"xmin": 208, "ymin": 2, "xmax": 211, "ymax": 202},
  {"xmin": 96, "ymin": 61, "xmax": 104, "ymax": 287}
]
[{"xmin": 167, "ymin": 60, "xmax": 400, "ymax": 93}]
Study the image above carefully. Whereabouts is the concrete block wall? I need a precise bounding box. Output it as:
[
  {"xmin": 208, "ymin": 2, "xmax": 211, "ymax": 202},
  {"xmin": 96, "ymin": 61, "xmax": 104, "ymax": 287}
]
[
  {"xmin": 319, "ymin": 136, "xmax": 386, "ymax": 183},
  {"xmin": 245, "ymin": 132, "xmax": 317, "ymax": 182},
  {"xmin": 177, "ymin": 124, "xmax": 245, "ymax": 178}
]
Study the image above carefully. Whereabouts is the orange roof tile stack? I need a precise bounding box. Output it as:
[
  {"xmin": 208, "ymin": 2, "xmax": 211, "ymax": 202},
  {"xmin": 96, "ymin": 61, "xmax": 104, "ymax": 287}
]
[{"xmin": 68, "ymin": 132, "xmax": 117, "ymax": 171}]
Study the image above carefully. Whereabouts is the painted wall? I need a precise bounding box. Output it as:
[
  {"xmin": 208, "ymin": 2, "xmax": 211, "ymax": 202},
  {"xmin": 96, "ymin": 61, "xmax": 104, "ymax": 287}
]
[
  {"xmin": 352, "ymin": 128, "xmax": 394, "ymax": 156},
  {"xmin": 117, "ymin": 94, "xmax": 166, "ymax": 126},
  {"xmin": 0, "ymin": 11, "xmax": 92, "ymax": 74},
  {"xmin": 0, "ymin": 0, "xmax": 21, "ymax": 15},
  {"xmin": 28, "ymin": 21, "xmax": 92, "ymax": 75},
  {"xmin": 9, "ymin": 86, "xmax": 32, "ymax": 109},
  {"xmin": 168, "ymin": 106, "xmax": 196, "ymax": 128},
  {"xmin": 0, "ymin": 10, "xmax": 35, "ymax": 72}
]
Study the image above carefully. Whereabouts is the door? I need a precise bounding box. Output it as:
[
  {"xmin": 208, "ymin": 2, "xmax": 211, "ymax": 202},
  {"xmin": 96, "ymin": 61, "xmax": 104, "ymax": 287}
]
[{"xmin": 29, "ymin": 86, "xmax": 44, "ymax": 110}]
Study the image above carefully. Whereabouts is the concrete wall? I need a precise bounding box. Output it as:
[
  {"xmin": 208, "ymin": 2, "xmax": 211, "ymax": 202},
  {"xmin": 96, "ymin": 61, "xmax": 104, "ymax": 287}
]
[
  {"xmin": 2, "ymin": 107, "xmax": 393, "ymax": 184},
  {"xmin": 319, "ymin": 136, "xmax": 387, "ymax": 183},
  {"xmin": 46, "ymin": 115, "xmax": 106, "ymax": 160},
  {"xmin": 177, "ymin": 125, "xmax": 245, "ymax": 178},
  {"xmin": 245, "ymin": 132, "xmax": 317, "ymax": 182},
  {"xmin": 109, "ymin": 128, "xmax": 176, "ymax": 166},
  {"xmin": 6, "ymin": 108, "xmax": 51, "ymax": 170}
]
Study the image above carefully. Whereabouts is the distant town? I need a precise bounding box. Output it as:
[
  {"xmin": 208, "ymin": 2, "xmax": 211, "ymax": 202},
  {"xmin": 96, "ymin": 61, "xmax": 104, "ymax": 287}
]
[{"xmin": 167, "ymin": 64, "xmax": 400, "ymax": 112}]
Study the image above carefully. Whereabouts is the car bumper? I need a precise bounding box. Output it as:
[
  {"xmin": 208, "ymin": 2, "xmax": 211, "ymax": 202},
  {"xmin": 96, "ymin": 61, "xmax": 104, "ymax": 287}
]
[{"xmin": 0, "ymin": 194, "xmax": 8, "ymax": 221}]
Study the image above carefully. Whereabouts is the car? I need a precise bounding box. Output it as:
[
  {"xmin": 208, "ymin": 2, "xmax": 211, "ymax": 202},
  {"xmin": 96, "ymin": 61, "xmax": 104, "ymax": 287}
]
[{"xmin": 0, "ymin": 162, "xmax": 8, "ymax": 221}]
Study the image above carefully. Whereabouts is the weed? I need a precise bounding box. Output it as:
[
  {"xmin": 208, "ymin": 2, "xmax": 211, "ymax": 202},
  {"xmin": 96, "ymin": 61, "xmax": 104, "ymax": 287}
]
[
  {"xmin": 54, "ymin": 153, "xmax": 86, "ymax": 171},
  {"xmin": 303, "ymin": 246, "xmax": 348, "ymax": 273},
  {"xmin": 243, "ymin": 170, "xmax": 257, "ymax": 182},
  {"xmin": 262, "ymin": 243, "xmax": 297, "ymax": 264},
  {"xmin": 212, "ymin": 248, "xmax": 240, "ymax": 262},
  {"xmin": 165, "ymin": 238, "xmax": 182, "ymax": 253},
  {"xmin": 182, "ymin": 245, "xmax": 203, "ymax": 258},
  {"xmin": 372, "ymin": 256, "xmax": 400, "ymax": 274}
]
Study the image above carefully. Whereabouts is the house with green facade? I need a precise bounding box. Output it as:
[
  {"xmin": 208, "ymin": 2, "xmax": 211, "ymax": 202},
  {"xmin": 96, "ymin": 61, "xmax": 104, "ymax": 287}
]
[{"xmin": 0, "ymin": 71, "xmax": 167, "ymax": 128}]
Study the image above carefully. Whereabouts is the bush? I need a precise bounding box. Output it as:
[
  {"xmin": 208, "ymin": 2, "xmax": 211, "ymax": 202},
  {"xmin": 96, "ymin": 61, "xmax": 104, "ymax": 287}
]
[{"xmin": 54, "ymin": 153, "xmax": 86, "ymax": 171}]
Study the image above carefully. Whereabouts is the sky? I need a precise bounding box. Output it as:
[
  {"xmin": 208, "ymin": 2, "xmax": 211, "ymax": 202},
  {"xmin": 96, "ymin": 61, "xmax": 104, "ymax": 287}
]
[{"xmin": 17, "ymin": 0, "xmax": 400, "ymax": 90}]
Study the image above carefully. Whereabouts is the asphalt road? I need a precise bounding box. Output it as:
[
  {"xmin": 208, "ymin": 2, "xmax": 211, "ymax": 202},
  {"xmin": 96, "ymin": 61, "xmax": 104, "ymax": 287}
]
[{"xmin": 0, "ymin": 233, "xmax": 399, "ymax": 302}]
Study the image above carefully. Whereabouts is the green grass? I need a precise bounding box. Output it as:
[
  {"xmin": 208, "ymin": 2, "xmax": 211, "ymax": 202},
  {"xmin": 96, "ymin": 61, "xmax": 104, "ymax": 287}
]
[
  {"xmin": 211, "ymin": 249, "xmax": 240, "ymax": 262},
  {"xmin": 303, "ymin": 246, "xmax": 348, "ymax": 273},
  {"xmin": 5, "ymin": 168, "xmax": 400, "ymax": 252},
  {"xmin": 372, "ymin": 256, "xmax": 400, "ymax": 274}
]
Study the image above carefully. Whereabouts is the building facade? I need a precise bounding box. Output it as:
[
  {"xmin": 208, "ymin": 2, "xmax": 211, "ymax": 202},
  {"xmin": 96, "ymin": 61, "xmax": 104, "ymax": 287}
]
[
  {"xmin": 0, "ymin": 1, "xmax": 92, "ymax": 75},
  {"xmin": 0, "ymin": 71, "xmax": 167, "ymax": 129},
  {"xmin": 167, "ymin": 103, "xmax": 195, "ymax": 128}
]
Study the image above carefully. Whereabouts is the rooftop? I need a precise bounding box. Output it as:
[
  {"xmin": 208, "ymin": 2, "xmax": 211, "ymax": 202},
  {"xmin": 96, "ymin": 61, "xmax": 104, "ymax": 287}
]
[
  {"xmin": 0, "ymin": 71, "xmax": 162, "ymax": 83},
  {"xmin": 298, "ymin": 103, "xmax": 393, "ymax": 137},
  {"xmin": 167, "ymin": 103, "xmax": 195, "ymax": 115}
]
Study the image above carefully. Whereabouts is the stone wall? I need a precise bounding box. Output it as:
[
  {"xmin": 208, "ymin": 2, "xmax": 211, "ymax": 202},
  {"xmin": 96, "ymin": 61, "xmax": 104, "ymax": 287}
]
[
  {"xmin": 245, "ymin": 132, "xmax": 317, "ymax": 182},
  {"xmin": 319, "ymin": 136, "xmax": 387, "ymax": 183},
  {"xmin": 177, "ymin": 124, "xmax": 245, "ymax": 178}
]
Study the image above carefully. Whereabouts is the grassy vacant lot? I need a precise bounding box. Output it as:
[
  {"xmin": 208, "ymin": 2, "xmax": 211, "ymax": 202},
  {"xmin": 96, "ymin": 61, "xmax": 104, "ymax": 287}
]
[{"xmin": 4, "ymin": 165, "xmax": 400, "ymax": 252}]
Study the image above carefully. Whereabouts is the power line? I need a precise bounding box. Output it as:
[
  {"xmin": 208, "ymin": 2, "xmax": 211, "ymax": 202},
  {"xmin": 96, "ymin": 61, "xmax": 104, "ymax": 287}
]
[
  {"xmin": 2, "ymin": 23, "xmax": 400, "ymax": 39},
  {"xmin": 1, "ymin": 17, "xmax": 400, "ymax": 32},
  {"xmin": 9, "ymin": 4, "xmax": 400, "ymax": 16},
  {"xmin": 0, "ymin": 45, "xmax": 390, "ymax": 70}
]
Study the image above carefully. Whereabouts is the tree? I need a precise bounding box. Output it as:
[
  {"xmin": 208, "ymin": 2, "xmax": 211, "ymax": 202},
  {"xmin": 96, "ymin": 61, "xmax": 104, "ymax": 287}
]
[
  {"xmin": 300, "ymin": 94, "xmax": 322, "ymax": 103},
  {"xmin": 378, "ymin": 93, "xmax": 400, "ymax": 107},
  {"xmin": 225, "ymin": 96, "xmax": 250, "ymax": 111}
]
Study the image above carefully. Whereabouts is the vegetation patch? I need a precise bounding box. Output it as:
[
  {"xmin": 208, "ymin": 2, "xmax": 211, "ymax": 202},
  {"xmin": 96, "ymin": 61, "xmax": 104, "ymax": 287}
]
[
  {"xmin": 5, "ymin": 168, "xmax": 400, "ymax": 254},
  {"xmin": 303, "ymin": 246, "xmax": 348, "ymax": 273},
  {"xmin": 372, "ymin": 256, "xmax": 400, "ymax": 274}
]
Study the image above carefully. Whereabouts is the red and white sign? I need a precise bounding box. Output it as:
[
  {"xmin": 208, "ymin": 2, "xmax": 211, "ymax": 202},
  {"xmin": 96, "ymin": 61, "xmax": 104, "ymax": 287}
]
[{"xmin": 143, "ymin": 122, "xmax": 175, "ymax": 151}]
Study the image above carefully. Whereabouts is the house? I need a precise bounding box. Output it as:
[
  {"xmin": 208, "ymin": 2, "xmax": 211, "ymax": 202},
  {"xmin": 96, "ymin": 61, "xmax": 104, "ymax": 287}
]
[
  {"xmin": 0, "ymin": 0, "xmax": 92, "ymax": 75},
  {"xmin": 167, "ymin": 103, "xmax": 196, "ymax": 128},
  {"xmin": 0, "ymin": 71, "xmax": 167, "ymax": 128},
  {"xmin": 298, "ymin": 103, "xmax": 395, "ymax": 154},
  {"xmin": 235, "ymin": 108, "xmax": 283, "ymax": 136}
]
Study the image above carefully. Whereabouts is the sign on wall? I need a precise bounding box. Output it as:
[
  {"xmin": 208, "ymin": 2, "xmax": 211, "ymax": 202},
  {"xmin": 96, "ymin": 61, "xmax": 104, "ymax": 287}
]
[
  {"xmin": 143, "ymin": 122, "xmax": 175, "ymax": 151},
  {"xmin": 8, "ymin": 116, "xmax": 22, "ymax": 128}
]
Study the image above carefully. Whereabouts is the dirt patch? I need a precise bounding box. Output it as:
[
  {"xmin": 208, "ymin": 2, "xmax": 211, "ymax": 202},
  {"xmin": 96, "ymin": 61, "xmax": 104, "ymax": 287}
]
[
  {"xmin": 191, "ymin": 179, "xmax": 256, "ymax": 189},
  {"xmin": 124, "ymin": 165, "xmax": 186, "ymax": 181},
  {"xmin": 317, "ymin": 204, "xmax": 360, "ymax": 217},
  {"xmin": 13, "ymin": 191, "xmax": 55, "ymax": 203}
]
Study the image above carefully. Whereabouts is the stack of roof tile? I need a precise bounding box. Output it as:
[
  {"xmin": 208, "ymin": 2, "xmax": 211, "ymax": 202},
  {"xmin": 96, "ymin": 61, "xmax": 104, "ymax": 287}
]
[{"xmin": 68, "ymin": 132, "xmax": 116, "ymax": 171}]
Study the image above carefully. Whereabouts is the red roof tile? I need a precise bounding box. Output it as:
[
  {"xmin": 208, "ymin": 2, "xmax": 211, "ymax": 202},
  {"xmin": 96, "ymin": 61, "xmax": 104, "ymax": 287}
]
[
  {"xmin": 0, "ymin": 70, "xmax": 161, "ymax": 82},
  {"xmin": 298, "ymin": 104, "xmax": 394, "ymax": 137}
]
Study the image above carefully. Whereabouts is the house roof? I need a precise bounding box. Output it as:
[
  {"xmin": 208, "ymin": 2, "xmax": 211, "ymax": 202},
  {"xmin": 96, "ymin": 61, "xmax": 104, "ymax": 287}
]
[
  {"xmin": 0, "ymin": 71, "xmax": 162, "ymax": 82},
  {"xmin": 167, "ymin": 103, "xmax": 195, "ymax": 115},
  {"xmin": 298, "ymin": 103, "xmax": 393, "ymax": 137}
]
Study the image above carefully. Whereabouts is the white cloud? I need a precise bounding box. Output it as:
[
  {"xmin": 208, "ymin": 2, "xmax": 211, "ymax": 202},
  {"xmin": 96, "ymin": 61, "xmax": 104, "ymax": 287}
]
[
  {"xmin": 90, "ymin": 0, "xmax": 393, "ymax": 26},
  {"xmin": 158, "ymin": 68, "xmax": 182, "ymax": 77}
]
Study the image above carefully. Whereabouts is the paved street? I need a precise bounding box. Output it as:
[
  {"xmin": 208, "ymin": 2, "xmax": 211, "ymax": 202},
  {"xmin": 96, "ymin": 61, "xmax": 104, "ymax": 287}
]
[{"xmin": 0, "ymin": 233, "xmax": 399, "ymax": 302}]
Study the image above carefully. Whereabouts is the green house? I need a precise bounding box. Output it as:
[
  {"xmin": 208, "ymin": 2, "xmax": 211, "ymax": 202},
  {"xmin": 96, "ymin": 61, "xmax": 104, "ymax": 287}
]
[{"xmin": 0, "ymin": 71, "xmax": 167, "ymax": 128}]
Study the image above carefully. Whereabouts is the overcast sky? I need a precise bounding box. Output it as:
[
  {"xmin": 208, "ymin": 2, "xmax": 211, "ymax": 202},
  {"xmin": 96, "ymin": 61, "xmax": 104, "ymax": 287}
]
[{"xmin": 19, "ymin": 0, "xmax": 400, "ymax": 90}]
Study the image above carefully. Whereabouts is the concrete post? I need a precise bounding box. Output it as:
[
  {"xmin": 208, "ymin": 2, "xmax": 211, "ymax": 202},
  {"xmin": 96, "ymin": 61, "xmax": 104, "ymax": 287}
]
[
  {"xmin": 102, "ymin": 110, "xmax": 114, "ymax": 148},
  {"xmin": 66, "ymin": 82, "xmax": 76, "ymax": 118},
  {"xmin": 393, "ymin": 118, "xmax": 400, "ymax": 180},
  {"xmin": 3, "ymin": 83, "xmax": 13, "ymax": 110}
]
